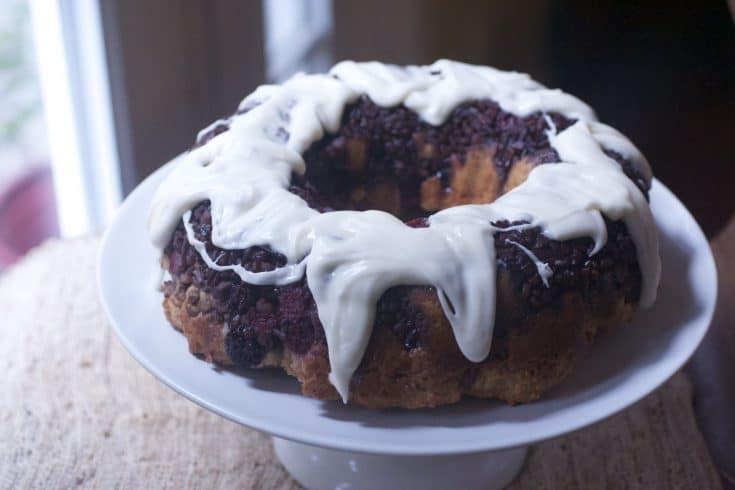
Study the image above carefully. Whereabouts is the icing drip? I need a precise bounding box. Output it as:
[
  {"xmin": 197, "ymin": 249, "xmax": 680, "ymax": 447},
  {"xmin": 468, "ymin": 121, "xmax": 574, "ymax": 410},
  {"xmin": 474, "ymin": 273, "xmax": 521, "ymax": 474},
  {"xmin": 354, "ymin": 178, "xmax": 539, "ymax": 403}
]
[
  {"xmin": 148, "ymin": 60, "xmax": 661, "ymax": 402},
  {"xmin": 505, "ymin": 239, "xmax": 553, "ymax": 287}
]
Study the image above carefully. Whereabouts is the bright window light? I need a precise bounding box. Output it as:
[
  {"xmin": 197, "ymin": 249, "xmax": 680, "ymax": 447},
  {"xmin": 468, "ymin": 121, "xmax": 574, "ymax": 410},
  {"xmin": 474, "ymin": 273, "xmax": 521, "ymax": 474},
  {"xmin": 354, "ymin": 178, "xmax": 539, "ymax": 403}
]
[
  {"xmin": 29, "ymin": 0, "xmax": 121, "ymax": 236},
  {"xmin": 263, "ymin": 0, "xmax": 334, "ymax": 81}
]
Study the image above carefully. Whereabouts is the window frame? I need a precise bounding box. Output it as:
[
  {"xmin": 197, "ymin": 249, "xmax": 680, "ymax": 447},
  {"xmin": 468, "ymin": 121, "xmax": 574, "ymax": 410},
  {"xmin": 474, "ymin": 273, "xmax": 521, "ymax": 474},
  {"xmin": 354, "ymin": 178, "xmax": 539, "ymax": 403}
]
[{"xmin": 29, "ymin": 0, "xmax": 122, "ymax": 236}]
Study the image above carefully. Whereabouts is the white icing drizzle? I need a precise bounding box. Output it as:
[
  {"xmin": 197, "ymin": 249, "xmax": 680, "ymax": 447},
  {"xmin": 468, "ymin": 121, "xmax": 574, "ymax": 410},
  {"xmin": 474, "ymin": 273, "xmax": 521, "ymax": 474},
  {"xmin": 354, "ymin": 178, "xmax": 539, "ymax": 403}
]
[
  {"xmin": 505, "ymin": 239, "xmax": 553, "ymax": 287},
  {"xmin": 148, "ymin": 60, "xmax": 661, "ymax": 402}
]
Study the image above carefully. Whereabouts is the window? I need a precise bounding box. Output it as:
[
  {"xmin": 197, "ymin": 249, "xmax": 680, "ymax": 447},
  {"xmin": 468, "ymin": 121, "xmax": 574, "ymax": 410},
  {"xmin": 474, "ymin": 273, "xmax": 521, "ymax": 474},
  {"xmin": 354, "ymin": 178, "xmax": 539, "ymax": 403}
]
[
  {"xmin": 29, "ymin": 0, "xmax": 121, "ymax": 237},
  {"xmin": 0, "ymin": 0, "xmax": 55, "ymax": 269}
]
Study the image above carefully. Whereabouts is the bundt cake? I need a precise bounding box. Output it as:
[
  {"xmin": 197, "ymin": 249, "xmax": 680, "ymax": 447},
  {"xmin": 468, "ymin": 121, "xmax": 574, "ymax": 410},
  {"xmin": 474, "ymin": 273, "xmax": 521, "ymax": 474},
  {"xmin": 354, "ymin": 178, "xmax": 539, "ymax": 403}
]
[{"xmin": 148, "ymin": 60, "xmax": 661, "ymax": 409}]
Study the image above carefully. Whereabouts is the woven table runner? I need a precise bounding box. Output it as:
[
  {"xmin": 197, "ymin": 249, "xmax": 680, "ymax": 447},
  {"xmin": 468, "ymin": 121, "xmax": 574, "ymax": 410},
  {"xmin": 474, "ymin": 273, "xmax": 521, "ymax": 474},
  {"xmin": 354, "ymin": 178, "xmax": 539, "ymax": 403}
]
[{"xmin": 0, "ymin": 237, "xmax": 721, "ymax": 489}]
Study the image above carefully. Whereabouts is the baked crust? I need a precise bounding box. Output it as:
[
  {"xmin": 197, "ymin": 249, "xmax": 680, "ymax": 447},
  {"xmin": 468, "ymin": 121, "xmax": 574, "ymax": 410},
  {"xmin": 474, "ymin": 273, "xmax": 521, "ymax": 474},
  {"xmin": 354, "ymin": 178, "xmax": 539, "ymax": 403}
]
[{"xmin": 162, "ymin": 260, "xmax": 634, "ymax": 408}]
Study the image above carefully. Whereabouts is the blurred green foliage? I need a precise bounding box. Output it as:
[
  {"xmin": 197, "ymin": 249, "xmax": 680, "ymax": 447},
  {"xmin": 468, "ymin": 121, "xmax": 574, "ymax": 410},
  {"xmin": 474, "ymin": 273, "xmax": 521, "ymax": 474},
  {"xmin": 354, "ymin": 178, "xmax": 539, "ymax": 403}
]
[{"xmin": 0, "ymin": 0, "xmax": 41, "ymax": 145}]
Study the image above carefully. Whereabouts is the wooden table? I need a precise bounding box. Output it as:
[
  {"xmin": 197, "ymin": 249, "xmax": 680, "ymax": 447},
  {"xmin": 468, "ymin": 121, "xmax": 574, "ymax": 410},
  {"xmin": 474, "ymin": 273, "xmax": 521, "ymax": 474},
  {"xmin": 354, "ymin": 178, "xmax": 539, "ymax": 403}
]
[{"xmin": 0, "ymin": 225, "xmax": 730, "ymax": 489}]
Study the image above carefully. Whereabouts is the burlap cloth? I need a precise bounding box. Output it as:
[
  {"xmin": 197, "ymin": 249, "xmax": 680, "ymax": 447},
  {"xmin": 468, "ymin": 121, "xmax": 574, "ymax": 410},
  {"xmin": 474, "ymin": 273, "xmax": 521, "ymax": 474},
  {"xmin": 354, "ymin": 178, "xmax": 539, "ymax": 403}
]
[{"xmin": 0, "ymin": 237, "xmax": 721, "ymax": 489}]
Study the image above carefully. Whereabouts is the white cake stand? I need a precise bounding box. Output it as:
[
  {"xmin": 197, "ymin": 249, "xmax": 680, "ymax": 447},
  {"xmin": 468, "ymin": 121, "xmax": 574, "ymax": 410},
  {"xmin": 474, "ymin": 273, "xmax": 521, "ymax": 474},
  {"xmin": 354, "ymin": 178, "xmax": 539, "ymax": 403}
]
[{"xmin": 98, "ymin": 161, "xmax": 716, "ymax": 490}]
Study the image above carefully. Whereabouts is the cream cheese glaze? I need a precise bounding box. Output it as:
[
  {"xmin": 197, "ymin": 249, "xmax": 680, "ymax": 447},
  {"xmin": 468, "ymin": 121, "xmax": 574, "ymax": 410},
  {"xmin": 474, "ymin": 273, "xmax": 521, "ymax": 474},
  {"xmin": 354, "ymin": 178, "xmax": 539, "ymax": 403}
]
[
  {"xmin": 148, "ymin": 60, "xmax": 661, "ymax": 402},
  {"xmin": 505, "ymin": 239, "xmax": 553, "ymax": 288}
]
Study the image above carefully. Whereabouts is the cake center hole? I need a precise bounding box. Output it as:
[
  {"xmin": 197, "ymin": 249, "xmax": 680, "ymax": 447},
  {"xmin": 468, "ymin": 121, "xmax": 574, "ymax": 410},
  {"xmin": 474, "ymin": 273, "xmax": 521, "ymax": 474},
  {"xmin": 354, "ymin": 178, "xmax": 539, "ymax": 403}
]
[{"xmin": 289, "ymin": 96, "xmax": 575, "ymax": 222}]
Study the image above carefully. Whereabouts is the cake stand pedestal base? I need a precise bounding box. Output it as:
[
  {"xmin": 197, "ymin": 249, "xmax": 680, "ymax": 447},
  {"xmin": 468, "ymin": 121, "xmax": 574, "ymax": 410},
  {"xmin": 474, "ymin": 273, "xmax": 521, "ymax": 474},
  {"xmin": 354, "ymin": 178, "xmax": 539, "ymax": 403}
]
[{"xmin": 273, "ymin": 437, "xmax": 528, "ymax": 490}]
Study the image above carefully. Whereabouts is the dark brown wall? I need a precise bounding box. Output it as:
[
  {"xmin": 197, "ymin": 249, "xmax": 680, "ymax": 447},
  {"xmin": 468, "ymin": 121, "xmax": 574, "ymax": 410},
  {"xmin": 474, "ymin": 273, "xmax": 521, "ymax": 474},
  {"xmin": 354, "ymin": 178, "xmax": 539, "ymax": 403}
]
[
  {"xmin": 100, "ymin": 0, "xmax": 265, "ymax": 192},
  {"xmin": 333, "ymin": 0, "xmax": 554, "ymax": 82}
]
